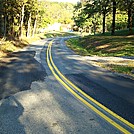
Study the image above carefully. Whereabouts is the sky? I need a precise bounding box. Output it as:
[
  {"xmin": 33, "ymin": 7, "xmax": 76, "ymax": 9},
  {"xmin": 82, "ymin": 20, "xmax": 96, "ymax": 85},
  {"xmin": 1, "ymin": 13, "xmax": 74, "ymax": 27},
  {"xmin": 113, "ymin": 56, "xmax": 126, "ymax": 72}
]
[{"xmin": 49, "ymin": 0, "xmax": 80, "ymax": 3}]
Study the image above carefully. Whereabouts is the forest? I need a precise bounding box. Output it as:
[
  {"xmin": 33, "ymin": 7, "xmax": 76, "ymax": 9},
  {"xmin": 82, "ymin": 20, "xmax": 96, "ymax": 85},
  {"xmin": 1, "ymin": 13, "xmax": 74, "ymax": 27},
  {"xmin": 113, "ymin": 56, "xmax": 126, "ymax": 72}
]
[
  {"xmin": 0, "ymin": 0, "xmax": 74, "ymax": 38},
  {"xmin": 73, "ymin": 0, "xmax": 134, "ymax": 35},
  {"xmin": 0, "ymin": 0, "xmax": 133, "ymax": 38}
]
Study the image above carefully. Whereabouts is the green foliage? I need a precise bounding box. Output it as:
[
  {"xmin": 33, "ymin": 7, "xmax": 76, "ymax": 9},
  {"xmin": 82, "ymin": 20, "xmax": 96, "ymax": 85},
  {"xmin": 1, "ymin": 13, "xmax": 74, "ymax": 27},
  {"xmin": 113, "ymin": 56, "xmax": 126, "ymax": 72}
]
[
  {"xmin": 105, "ymin": 64, "xmax": 133, "ymax": 75},
  {"xmin": 0, "ymin": 0, "xmax": 75, "ymax": 38},
  {"xmin": 97, "ymin": 61, "xmax": 134, "ymax": 77},
  {"xmin": 73, "ymin": 0, "xmax": 134, "ymax": 34},
  {"xmin": 106, "ymin": 11, "xmax": 128, "ymax": 31},
  {"xmin": 37, "ymin": 1, "xmax": 74, "ymax": 29}
]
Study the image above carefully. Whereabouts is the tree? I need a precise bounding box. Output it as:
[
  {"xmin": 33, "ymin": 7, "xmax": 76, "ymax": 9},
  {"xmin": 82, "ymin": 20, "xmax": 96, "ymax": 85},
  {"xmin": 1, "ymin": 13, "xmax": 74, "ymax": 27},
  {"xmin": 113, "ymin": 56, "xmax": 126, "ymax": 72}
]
[
  {"xmin": 73, "ymin": 2, "xmax": 86, "ymax": 28},
  {"xmin": 0, "ymin": 0, "xmax": 4, "ymax": 36},
  {"xmin": 0, "ymin": 0, "xmax": 75, "ymax": 38},
  {"xmin": 0, "ymin": 0, "xmax": 8, "ymax": 37},
  {"xmin": 24, "ymin": 0, "xmax": 38, "ymax": 37},
  {"xmin": 19, "ymin": 0, "xmax": 28, "ymax": 38},
  {"xmin": 119, "ymin": 0, "xmax": 134, "ymax": 34},
  {"xmin": 32, "ymin": 0, "xmax": 38, "ymax": 36},
  {"xmin": 74, "ymin": 0, "xmax": 112, "ymax": 34},
  {"xmin": 96, "ymin": 0, "xmax": 111, "ymax": 34},
  {"xmin": 111, "ymin": 0, "xmax": 116, "ymax": 35}
]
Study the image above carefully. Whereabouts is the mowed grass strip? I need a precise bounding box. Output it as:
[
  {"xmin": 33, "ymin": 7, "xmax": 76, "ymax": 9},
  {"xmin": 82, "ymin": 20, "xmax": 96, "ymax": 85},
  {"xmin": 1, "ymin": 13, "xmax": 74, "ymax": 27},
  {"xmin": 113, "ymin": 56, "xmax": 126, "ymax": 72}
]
[
  {"xmin": 97, "ymin": 62, "xmax": 134, "ymax": 77},
  {"xmin": 100, "ymin": 64, "xmax": 134, "ymax": 77},
  {"xmin": 44, "ymin": 31, "xmax": 78, "ymax": 38},
  {"xmin": 66, "ymin": 35, "xmax": 134, "ymax": 57}
]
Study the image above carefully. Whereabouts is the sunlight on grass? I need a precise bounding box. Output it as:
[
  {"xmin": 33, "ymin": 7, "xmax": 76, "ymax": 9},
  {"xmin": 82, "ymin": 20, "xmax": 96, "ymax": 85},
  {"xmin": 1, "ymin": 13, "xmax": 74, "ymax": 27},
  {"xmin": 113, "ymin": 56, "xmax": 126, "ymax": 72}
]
[
  {"xmin": 44, "ymin": 31, "xmax": 79, "ymax": 38},
  {"xmin": 66, "ymin": 35, "xmax": 134, "ymax": 56},
  {"xmin": 105, "ymin": 64, "xmax": 134, "ymax": 76}
]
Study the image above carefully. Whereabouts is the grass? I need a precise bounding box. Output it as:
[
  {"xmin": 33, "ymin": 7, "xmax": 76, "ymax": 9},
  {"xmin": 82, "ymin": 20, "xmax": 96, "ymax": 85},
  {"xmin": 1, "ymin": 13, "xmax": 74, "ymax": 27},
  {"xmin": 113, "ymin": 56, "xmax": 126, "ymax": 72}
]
[
  {"xmin": 43, "ymin": 31, "xmax": 78, "ymax": 38},
  {"xmin": 103, "ymin": 64, "xmax": 134, "ymax": 77},
  {"xmin": 0, "ymin": 38, "xmax": 28, "ymax": 57},
  {"xmin": 66, "ymin": 36, "xmax": 134, "ymax": 57},
  {"xmin": 66, "ymin": 29, "xmax": 134, "ymax": 77},
  {"xmin": 66, "ymin": 38, "xmax": 89, "ymax": 56},
  {"xmin": 0, "ymin": 35, "xmax": 41, "ymax": 57},
  {"xmin": 96, "ymin": 28, "xmax": 134, "ymax": 36}
]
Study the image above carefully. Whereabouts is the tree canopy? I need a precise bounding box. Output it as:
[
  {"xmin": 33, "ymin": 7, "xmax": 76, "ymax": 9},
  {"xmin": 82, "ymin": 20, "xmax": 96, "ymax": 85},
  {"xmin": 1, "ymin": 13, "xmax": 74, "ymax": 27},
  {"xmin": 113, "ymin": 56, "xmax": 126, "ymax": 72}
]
[
  {"xmin": 73, "ymin": 0, "xmax": 134, "ymax": 35},
  {"xmin": 0, "ymin": 0, "xmax": 133, "ymax": 38},
  {"xmin": 0, "ymin": 0, "xmax": 74, "ymax": 38}
]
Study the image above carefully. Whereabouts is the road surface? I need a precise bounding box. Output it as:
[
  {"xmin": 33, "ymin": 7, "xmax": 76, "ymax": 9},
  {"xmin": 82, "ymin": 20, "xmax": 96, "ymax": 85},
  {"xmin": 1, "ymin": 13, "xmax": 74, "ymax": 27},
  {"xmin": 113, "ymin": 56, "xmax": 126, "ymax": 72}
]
[{"xmin": 0, "ymin": 37, "xmax": 134, "ymax": 134}]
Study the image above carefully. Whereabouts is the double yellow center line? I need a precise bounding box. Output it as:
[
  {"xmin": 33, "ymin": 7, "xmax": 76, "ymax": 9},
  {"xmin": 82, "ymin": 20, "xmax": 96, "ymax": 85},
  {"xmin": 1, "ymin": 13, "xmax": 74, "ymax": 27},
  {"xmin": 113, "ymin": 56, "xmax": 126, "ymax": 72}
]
[{"xmin": 46, "ymin": 40, "xmax": 134, "ymax": 134}]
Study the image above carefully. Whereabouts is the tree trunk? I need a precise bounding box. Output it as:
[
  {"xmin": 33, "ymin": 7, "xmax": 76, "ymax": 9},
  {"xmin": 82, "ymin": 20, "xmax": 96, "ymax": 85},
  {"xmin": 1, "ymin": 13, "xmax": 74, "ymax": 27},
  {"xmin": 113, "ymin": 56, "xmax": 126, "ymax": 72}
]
[
  {"xmin": 19, "ymin": 4, "xmax": 25, "ymax": 38},
  {"xmin": 0, "ymin": 2, "xmax": 4, "ymax": 36},
  {"xmin": 128, "ymin": 9, "xmax": 133, "ymax": 35},
  {"xmin": 111, "ymin": 1, "xmax": 116, "ymax": 35},
  {"xmin": 32, "ymin": 13, "xmax": 38, "ymax": 37},
  {"xmin": 93, "ymin": 24, "xmax": 96, "ymax": 35},
  {"xmin": 102, "ymin": 12, "xmax": 106, "ymax": 34},
  {"xmin": 10, "ymin": 16, "xmax": 14, "ymax": 35},
  {"xmin": 3, "ymin": 0, "xmax": 7, "ymax": 37},
  {"xmin": 27, "ymin": 12, "xmax": 31, "ymax": 37},
  {"xmin": 0, "ymin": 16, "xmax": 4, "ymax": 36},
  {"xmin": 4, "ymin": 12, "xmax": 7, "ymax": 37}
]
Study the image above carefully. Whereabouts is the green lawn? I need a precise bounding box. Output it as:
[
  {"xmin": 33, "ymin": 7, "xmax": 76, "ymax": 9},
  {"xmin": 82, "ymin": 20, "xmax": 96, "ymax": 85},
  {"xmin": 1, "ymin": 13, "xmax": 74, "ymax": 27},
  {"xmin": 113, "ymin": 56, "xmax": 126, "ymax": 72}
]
[
  {"xmin": 66, "ymin": 35, "xmax": 134, "ymax": 57},
  {"xmin": 96, "ymin": 28, "xmax": 134, "ymax": 36},
  {"xmin": 104, "ymin": 64, "xmax": 134, "ymax": 75},
  {"xmin": 44, "ymin": 31, "xmax": 78, "ymax": 38}
]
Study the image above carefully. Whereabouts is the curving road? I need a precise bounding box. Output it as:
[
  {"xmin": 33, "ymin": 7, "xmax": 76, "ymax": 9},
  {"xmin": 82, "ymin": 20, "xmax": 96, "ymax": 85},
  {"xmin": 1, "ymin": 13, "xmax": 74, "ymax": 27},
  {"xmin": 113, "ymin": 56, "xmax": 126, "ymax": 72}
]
[
  {"xmin": 48, "ymin": 37, "xmax": 134, "ymax": 124},
  {"xmin": 0, "ymin": 37, "xmax": 134, "ymax": 134}
]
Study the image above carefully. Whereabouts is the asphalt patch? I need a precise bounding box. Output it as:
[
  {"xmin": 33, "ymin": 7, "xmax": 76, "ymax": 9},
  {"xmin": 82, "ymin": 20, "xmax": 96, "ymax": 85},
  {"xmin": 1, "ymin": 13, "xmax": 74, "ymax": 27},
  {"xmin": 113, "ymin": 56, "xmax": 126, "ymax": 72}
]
[{"xmin": 0, "ymin": 51, "xmax": 47, "ymax": 99}]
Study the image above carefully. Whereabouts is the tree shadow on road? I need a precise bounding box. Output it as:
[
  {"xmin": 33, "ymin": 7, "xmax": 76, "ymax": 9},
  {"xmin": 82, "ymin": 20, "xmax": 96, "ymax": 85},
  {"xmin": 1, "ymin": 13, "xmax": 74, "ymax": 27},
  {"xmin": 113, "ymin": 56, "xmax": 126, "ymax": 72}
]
[
  {"xmin": 0, "ymin": 51, "xmax": 47, "ymax": 99},
  {"xmin": 0, "ymin": 96, "xmax": 25, "ymax": 134}
]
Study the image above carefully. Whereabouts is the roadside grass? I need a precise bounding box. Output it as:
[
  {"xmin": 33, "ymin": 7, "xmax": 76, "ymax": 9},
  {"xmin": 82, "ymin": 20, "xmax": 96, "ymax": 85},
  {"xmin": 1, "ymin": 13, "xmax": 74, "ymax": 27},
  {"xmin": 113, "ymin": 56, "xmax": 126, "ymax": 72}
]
[
  {"xmin": 66, "ymin": 29, "xmax": 134, "ymax": 77},
  {"xmin": 0, "ymin": 32, "xmax": 78, "ymax": 57},
  {"xmin": 44, "ymin": 31, "xmax": 79, "ymax": 38},
  {"xmin": 96, "ymin": 28, "xmax": 134, "ymax": 36},
  {"xmin": 106, "ymin": 65, "xmax": 133, "ymax": 74},
  {"xmin": 0, "ymin": 38, "xmax": 28, "ymax": 57},
  {"xmin": 97, "ymin": 60, "xmax": 134, "ymax": 77},
  {"xmin": 0, "ymin": 34, "xmax": 42, "ymax": 57},
  {"xmin": 66, "ymin": 36, "xmax": 134, "ymax": 57}
]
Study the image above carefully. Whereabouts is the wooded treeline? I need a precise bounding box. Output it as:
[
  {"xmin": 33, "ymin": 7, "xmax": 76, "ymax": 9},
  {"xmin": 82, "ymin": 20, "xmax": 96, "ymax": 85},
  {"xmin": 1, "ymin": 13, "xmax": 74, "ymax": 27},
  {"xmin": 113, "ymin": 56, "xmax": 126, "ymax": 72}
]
[
  {"xmin": 0, "ymin": 0, "xmax": 74, "ymax": 38},
  {"xmin": 0, "ymin": 0, "xmax": 133, "ymax": 38},
  {"xmin": 74, "ymin": 0, "xmax": 134, "ymax": 35},
  {"xmin": 0, "ymin": 0, "xmax": 38, "ymax": 38}
]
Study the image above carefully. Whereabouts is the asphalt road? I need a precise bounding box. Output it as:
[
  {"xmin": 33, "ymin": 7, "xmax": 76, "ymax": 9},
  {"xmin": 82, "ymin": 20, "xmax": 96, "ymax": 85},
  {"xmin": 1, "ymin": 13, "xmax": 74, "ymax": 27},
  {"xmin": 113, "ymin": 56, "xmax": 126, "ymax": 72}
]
[
  {"xmin": 0, "ymin": 38, "xmax": 133, "ymax": 134},
  {"xmin": 50, "ymin": 38, "xmax": 134, "ymax": 124}
]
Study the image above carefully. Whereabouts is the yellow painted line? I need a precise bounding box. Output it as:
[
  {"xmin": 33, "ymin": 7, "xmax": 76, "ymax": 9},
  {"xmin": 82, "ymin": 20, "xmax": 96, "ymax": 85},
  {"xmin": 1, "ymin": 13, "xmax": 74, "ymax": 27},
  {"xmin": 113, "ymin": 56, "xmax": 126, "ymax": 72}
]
[
  {"xmin": 47, "ymin": 40, "xmax": 132, "ymax": 134},
  {"xmin": 48, "ymin": 40, "xmax": 134, "ymax": 130}
]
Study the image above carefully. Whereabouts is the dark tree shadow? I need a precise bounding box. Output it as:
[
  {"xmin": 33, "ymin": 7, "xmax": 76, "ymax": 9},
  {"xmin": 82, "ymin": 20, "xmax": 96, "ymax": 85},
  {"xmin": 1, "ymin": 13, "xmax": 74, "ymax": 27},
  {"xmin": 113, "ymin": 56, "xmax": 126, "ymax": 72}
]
[
  {"xmin": 0, "ymin": 51, "xmax": 47, "ymax": 99},
  {"xmin": 0, "ymin": 96, "xmax": 25, "ymax": 133}
]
